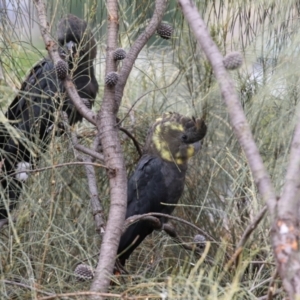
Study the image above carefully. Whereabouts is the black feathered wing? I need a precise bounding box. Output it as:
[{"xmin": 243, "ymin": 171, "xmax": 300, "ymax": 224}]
[
  {"xmin": 0, "ymin": 56, "xmax": 99, "ymax": 218},
  {"xmin": 118, "ymin": 154, "xmax": 187, "ymax": 265},
  {"xmin": 6, "ymin": 58, "xmax": 58, "ymax": 149},
  {"xmin": 0, "ymin": 58, "xmax": 60, "ymax": 218}
]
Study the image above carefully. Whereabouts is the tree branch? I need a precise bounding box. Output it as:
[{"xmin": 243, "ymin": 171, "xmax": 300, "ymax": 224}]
[
  {"xmin": 119, "ymin": 127, "xmax": 142, "ymax": 157},
  {"xmin": 90, "ymin": 1, "xmax": 168, "ymax": 295},
  {"xmin": 71, "ymin": 134, "xmax": 104, "ymax": 162},
  {"xmin": 178, "ymin": 0, "xmax": 277, "ymax": 217},
  {"xmin": 271, "ymin": 111, "xmax": 300, "ymax": 297},
  {"xmin": 114, "ymin": 0, "xmax": 168, "ymax": 110},
  {"xmin": 124, "ymin": 212, "xmax": 216, "ymax": 243},
  {"xmin": 69, "ymin": 129, "xmax": 106, "ymax": 233},
  {"xmin": 90, "ymin": 0, "xmax": 126, "ymax": 295},
  {"xmin": 232, "ymin": 206, "xmax": 268, "ymax": 266},
  {"xmin": 9, "ymin": 161, "xmax": 108, "ymax": 178},
  {"xmin": 163, "ymin": 223, "xmax": 205, "ymax": 255},
  {"xmin": 178, "ymin": 1, "xmax": 300, "ymax": 297},
  {"xmin": 236, "ymin": 205, "xmax": 268, "ymax": 250},
  {"xmin": 1, "ymin": 280, "xmax": 53, "ymax": 296},
  {"xmin": 53, "ymin": 111, "xmax": 106, "ymax": 233}
]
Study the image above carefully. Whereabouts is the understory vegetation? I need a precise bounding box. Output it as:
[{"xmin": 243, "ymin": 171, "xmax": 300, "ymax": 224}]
[{"xmin": 1, "ymin": 0, "xmax": 299, "ymax": 298}]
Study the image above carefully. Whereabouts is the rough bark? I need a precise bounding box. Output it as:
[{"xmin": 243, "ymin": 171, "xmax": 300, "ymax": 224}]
[
  {"xmin": 271, "ymin": 109, "xmax": 300, "ymax": 297},
  {"xmin": 89, "ymin": 0, "xmax": 127, "ymax": 295}
]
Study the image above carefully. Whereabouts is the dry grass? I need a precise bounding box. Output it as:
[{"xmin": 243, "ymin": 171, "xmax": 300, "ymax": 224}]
[{"xmin": 1, "ymin": 0, "xmax": 300, "ymax": 298}]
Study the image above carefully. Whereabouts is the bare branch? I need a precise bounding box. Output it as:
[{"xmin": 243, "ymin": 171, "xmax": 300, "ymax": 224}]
[
  {"xmin": 9, "ymin": 161, "xmax": 108, "ymax": 178},
  {"xmin": 1, "ymin": 280, "xmax": 53, "ymax": 296},
  {"xmin": 116, "ymin": 70, "xmax": 181, "ymax": 126},
  {"xmin": 178, "ymin": 0, "xmax": 277, "ymax": 217},
  {"xmin": 38, "ymin": 291, "xmax": 126, "ymax": 300},
  {"xmin": 91, "ymin": 0, "xmax": 168, "ymax": 295},
  {"xmin": 279, "ymin": 111, "xmax": 300, "ymax": 217},
  {"xmin": 115, "ymin": 0, "xmax": 169, "ymax": 110},
  {"xmin": 119, "ymin": 127, "xmax": 142, "ymax": 157},
  {"xmin": 70, "ymin": 130, "xmax": 106, "ymax": 233},
  {"xmin": 163, "ymin": 223, "xmax": 204, "ymax": 255},
  {"xmin": 271, "ymin": 111, "xmax": 300, "ymax": 297},
  {"xmin": 71, "ymin": 135, "xmax": 104, "ymax": 162},
  {"xmin": 232, "ymin": 206, "xmax": 268, "ymax": 266},
  {"xmin": 90, "ymin": 0, "xmax": 127, "ymax": 295},
  {"xmin": 124, "ymin": 212, "xmax": 216, "ymax": 243},
  {"xmin": 236, "ymin": 206, "xmax": 268, "ymax": 250}
]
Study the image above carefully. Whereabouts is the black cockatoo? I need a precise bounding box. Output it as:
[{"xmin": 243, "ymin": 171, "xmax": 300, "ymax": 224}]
[
  {"xmin": 0, "ymin": 14, "xmax": 98, "ymax": 219},
  {"xmin": 117, "ymin": 112, "xmax": 207, "ymax": 266}
]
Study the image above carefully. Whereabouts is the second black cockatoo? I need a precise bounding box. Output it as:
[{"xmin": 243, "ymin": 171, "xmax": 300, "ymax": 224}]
[
  {"xmin": 0, "ymin": 14, "xmax": 98, "ymax": 219},
  {"xmin": 117, "ymin": 112, "xmax": 207, "ymax": 266}
]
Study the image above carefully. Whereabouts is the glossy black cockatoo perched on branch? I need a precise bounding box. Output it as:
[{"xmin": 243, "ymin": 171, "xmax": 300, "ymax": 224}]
[
  {"xmin": 0, "ymin": 14, "xmax": 98, "ymax": 219},
  {"xmin": 117, "ymin": 112, "xmax": 207, "ymax": 266}
]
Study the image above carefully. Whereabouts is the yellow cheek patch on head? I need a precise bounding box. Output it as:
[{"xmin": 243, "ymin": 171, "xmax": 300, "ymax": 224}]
[
  {"xmin": 152, "ymin": 124, "xmax": 173, "ymax": 162},
  {"xmin": 152, "ymin": 122, "xmax": 195, "ymax": 165},
  {"xmin": 167, "ymin": 122, "xmax": 184, "ymax": 132},
  {"xmin": 186, "ymin": 145, "xmax": 196, "ymax": 158},
  {"xmin": 174, "ymin": 144, "xmax": 196, "ymax": 164},
  {"xmin": 152, "ymin": 134, "xmax": 173, "ymax": 162}
]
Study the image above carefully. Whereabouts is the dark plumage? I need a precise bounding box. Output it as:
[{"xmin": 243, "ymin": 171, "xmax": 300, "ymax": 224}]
[
  {"xmin": 117, "ymin": 112, "xmax": 207, "ymax": 266},
  {"xmin": 0, "ymin": 14, "xmax": 98, "ymax": 219}
]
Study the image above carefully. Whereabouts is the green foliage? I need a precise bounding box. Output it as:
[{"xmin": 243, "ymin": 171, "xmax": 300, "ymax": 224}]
[{"xmin": 1, "ymin": 0, "xmax": 300, "ymax": 298}]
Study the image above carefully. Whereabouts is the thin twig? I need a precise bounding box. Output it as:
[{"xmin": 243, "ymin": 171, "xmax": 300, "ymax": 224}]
[
  {"xmin": 9, "ymin": 161, "xmax": 108, "ymax": 178},
  {"xmin": 232, "ymin": 205, "xmax": 268, "ymax": 265},
  {"xmin": 119, "ymin": 127, "xmax": 142, "ymax": 157},
  {"xmin": 114, "ymin": 0, "xmax": 169, "ymax": 110},
  {"xmin": 237, "ymin": 205, "xmax": 267, "ymax": 249},
  {"xmin": 124, "ymin": 212, "xmax": 216, "ymax": 244},
  {"xmin": 71, "ymin": 139, "xmax": 104, "ymax": 162},
  {"xmin": 67, "ymin": 119, "xmax": 106, "ymax": 234},
  {"xmin": 116, "ymin": 71, "xmax": 181, "ymax": 126},
  {"xmin": 33, "ymin": 0, "xmax": 105, "ymax": 233},
  {"xmin": 38, "ymin": 291, "xmax": 123, "ymax": 300},
  {"xmin": 267, "ymin": 268, "xmax": 278, "ymax": 300},
  {"xmin": 163, "ymin": 223, "xmax": 203, "ymax": 255},
  {"xmin": 1, "ymin": 280, "xmax": 53, "ymax": 296},
  {"xmin": 256, "ymin": 290, "xmax": 283, "ymax": 300}
]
